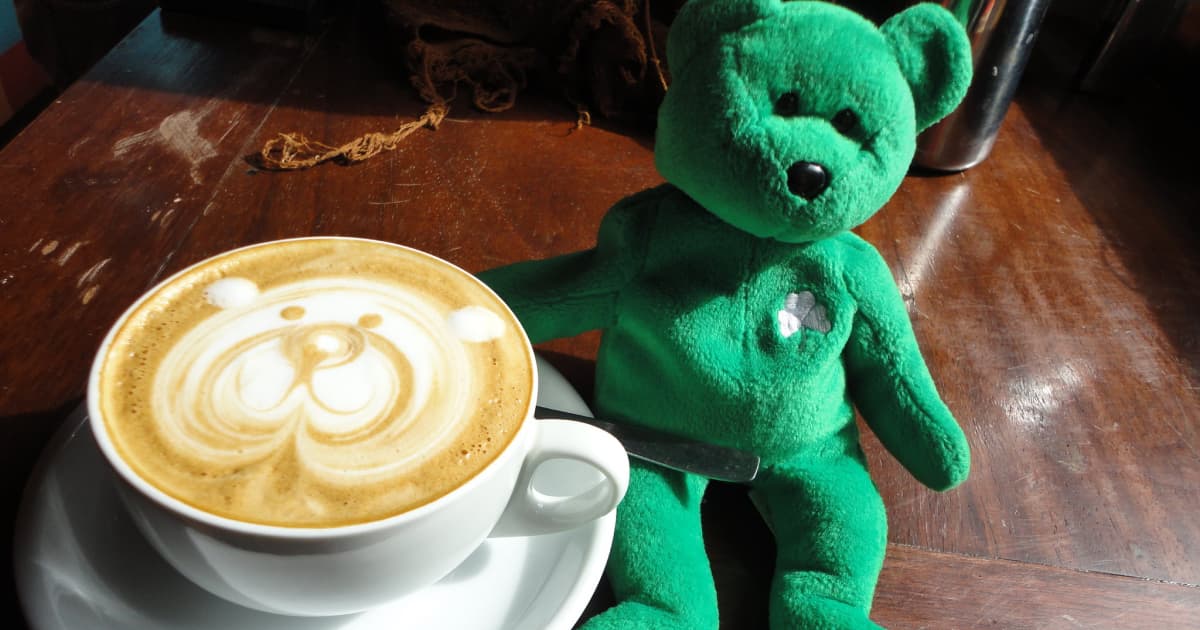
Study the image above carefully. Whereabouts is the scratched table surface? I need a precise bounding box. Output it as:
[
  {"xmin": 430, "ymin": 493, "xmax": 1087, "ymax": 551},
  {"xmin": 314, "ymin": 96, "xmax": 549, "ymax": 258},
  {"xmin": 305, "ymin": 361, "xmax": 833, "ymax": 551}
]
[{"xmin": 2, "ymin": 7, "xmax": 1199, "ymax": 629}]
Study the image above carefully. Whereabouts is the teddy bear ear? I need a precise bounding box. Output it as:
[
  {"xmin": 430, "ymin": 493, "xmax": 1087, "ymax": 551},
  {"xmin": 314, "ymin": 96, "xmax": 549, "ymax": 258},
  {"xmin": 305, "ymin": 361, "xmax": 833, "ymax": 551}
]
[
  {"xmin": 880, "ymin": 3, "xmax": 973, "ymax": 133},
  {"xmin": 667, "ymin": 0, "xmax": 779, "ymax": 72}
]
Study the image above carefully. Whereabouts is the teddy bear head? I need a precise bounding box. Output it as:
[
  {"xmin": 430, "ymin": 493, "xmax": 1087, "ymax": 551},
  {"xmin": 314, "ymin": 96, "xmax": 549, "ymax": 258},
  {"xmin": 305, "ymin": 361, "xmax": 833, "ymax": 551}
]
[{"xmin": 655, "ymin": 0, "xmax": 972, "ymax": 243}]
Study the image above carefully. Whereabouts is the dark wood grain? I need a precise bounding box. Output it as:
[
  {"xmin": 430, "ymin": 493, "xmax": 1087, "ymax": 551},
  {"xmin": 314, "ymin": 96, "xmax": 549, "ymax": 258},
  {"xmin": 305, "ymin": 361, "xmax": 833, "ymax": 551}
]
[
  {"xmin": 874, "ymin": 545, "xmax": 1200, "ymax": 629},
  {"xmin": 856, "ymin": 93, "xmax": 1200, "ymax": 586},
  {"xmin": 0, "ymin": 14, "xmax": 320, "ymax": 415},
  {"xmin": 2, "ymin": 6, "xmax": 1198, "ymax": 629}
]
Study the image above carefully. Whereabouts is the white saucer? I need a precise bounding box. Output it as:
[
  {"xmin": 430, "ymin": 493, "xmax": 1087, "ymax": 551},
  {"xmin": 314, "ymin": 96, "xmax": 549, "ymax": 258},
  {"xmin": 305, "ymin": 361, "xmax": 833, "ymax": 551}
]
[{"xmin": 15, "ymin": 356, "xmax": 613, "ymax": 630}]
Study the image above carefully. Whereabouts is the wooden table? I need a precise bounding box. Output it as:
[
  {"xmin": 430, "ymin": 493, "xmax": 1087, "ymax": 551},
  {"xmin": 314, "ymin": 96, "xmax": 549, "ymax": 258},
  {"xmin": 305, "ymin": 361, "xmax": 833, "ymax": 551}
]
[{"xmin": 2, "ymin": 7, "xmax": 1198, "ymax": 628}]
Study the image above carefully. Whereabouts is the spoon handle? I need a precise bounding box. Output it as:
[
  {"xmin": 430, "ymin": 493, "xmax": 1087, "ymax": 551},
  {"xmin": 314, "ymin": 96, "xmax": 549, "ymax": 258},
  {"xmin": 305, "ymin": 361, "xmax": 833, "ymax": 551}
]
[{"xmin": 534, "ymin": 406, "xmax": 760, "ymax": 483}]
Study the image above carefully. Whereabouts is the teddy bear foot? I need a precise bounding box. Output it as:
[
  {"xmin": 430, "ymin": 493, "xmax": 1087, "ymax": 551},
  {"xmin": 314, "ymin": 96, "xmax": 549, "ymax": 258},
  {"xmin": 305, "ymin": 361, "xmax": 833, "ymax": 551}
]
[
  {"xmin": 774, "ymin": 595, "xmax": 884, "ymax": 630},
  {"xmin": 580, "ymin": 601, "xmax": 718, "ymax": 630}
]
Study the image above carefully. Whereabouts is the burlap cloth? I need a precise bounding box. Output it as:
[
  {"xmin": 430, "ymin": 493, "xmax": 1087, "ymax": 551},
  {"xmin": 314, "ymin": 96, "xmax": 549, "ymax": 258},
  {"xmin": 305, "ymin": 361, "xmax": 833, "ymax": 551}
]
[{"xmin": 261, "ymin": 0, "xmax": 681, "ymax": 170}]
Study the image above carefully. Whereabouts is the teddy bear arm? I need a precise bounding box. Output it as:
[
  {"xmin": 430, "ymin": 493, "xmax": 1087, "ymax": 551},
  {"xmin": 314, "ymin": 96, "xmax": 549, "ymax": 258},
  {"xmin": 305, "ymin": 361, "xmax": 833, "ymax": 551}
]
[
  {"xmin": 475, "ymin": 249, "xmax": 620, "ymax": 343},
  {"xmin": 843, "ymin": 250, "xmax": 970, "ymax": 491},
  {"xmin": 475, "ymin": 193, "xmax": 652, "ymax": 344},
  {"xmin": 847, "ymin": 314, "xmax": 969, "ymax": 491}
]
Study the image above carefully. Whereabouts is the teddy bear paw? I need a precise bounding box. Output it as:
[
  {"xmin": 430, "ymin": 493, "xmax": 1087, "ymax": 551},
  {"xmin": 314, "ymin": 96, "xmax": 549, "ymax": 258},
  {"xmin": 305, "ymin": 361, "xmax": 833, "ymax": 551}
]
[{"xmin": 580, "ymin": 601, "xmax": 718, "ymax": 630}]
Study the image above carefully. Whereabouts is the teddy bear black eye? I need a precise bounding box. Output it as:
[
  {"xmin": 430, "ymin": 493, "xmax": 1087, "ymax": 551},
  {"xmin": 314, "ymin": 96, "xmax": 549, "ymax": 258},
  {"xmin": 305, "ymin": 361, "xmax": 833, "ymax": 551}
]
[
  {"xmin": 832, "ymin": 108, "xmax": 859, "ymax": 134},
  {"xmin": 775, "ymin": 92, "xmax": 800, "ymax": 117}
]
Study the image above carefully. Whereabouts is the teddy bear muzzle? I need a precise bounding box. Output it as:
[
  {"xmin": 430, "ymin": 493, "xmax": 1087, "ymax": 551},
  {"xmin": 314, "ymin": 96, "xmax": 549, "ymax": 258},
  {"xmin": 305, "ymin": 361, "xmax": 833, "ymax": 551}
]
[{"xmin": 786, "ymin": 161, "xmax": 830, "ymax": 200}]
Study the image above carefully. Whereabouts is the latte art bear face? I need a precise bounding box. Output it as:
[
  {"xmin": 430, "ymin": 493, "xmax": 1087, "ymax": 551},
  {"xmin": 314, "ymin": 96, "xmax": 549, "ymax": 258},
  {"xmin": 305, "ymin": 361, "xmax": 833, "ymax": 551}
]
[
  {"xmin": 97, "ymin": 240, "xmax": 532, "ymax": 528},
  {"xmin": 159, "ymin": 278, "xmax": 508, "ymax": 484},
  {"xmin": 230, "ymin": 321, "xmax": 403, "ymax": 435}
]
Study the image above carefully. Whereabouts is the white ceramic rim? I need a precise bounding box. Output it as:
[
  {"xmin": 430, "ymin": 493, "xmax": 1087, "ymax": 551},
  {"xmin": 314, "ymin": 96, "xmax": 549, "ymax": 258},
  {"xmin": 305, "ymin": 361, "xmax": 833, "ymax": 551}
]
[{"xmin": 85, "ymin": 236, "xmax": 539, "ymax": 540}]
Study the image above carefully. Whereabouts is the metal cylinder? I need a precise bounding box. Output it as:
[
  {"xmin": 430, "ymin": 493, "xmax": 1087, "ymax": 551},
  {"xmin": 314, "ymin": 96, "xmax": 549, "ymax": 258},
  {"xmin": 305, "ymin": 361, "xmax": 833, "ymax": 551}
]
[{"xmin": 914, "ymin": 0, "xmax": 1054, "ymax": 171}]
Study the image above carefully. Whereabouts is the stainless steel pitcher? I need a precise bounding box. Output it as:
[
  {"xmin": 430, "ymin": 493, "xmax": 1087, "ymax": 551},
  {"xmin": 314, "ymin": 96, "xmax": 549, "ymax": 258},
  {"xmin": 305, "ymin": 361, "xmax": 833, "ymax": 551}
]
[{"xmin": 914, "ymin": 0, "xmax": 1053, "ymax": 171}]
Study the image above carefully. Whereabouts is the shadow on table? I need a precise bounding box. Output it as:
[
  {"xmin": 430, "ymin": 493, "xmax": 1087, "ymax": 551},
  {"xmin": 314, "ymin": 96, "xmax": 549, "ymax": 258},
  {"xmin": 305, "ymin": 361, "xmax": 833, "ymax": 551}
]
[{"xmin": 1016, "ymin": 12, "xmax": 1200, "ymax": 382}]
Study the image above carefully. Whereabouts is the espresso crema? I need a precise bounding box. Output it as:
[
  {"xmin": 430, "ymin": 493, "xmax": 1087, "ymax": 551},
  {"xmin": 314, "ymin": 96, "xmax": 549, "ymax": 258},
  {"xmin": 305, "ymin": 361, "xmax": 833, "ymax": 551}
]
[{"xmin": 96, "ymin": 239, "xmax": 533, "ymax": 528}]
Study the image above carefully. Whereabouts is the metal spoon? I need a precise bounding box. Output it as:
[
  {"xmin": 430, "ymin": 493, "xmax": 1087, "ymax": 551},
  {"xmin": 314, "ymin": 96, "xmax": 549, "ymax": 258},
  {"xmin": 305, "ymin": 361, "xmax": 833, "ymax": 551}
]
[{"xmin": 534, "ymin": 406, "xmax": 761, "ymax": 483}]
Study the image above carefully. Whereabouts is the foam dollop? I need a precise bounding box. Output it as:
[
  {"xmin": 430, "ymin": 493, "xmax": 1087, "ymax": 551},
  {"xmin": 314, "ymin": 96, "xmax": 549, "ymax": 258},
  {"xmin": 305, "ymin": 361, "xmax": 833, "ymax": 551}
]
[
  {"xmin": 448, "ymin": 306, "xmax": 507, "ymax": 342},
  {"xmin": 203, "ymin": 277, "xmax": 259, "ymax": 309}
]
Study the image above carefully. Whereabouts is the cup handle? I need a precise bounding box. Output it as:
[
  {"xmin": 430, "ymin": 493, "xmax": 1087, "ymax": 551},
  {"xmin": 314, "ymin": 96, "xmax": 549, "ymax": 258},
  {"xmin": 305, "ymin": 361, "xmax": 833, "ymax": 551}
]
[{"xmin": 489, "ymin": 419, "xmax": 629, "ymax": 537}]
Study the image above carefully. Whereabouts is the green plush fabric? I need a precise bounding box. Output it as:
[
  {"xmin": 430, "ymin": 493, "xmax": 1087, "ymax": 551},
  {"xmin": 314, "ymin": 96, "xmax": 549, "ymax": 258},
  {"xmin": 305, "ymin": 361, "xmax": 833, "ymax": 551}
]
[
  {"xmin": 477, "ymin": 1, "xmax": 972, "ymax": 628},
  {"xmin": 880, "ymin": 3, "xmax": 974, "ymax": 133}
]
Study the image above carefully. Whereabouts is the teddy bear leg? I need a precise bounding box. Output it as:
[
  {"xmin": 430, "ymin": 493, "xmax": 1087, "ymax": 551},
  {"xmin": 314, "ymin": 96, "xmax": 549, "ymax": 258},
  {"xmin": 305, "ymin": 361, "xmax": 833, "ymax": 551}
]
[
  {"xmin": 754, "ymin": 457, "xmax": 887, "ymax": 630},
  {"xmin": 582, "ymin": 461, "xmax": 718, "ymax": 630}
]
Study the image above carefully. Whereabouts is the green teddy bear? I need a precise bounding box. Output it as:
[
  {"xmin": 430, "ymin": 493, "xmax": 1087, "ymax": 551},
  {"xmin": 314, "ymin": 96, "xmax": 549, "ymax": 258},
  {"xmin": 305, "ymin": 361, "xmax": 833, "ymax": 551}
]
[{"xmin": 478, "ymin": 1, "xmax": 973, "ymax": 627}]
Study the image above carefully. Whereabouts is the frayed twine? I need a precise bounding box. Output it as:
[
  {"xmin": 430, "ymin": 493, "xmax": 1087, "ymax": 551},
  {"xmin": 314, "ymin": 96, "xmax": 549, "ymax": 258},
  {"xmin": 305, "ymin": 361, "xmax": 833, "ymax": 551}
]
[{"xmin": 258, "ymin": 101, "xmax": 449, "ymax": 170}]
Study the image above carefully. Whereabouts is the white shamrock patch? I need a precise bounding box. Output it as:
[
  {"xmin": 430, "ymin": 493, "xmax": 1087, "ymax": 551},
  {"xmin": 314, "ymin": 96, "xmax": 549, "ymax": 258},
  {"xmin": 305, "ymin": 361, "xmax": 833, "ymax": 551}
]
[{"xmin": 777, "ymin": 291, "xmax": 831, "ymax": 338}]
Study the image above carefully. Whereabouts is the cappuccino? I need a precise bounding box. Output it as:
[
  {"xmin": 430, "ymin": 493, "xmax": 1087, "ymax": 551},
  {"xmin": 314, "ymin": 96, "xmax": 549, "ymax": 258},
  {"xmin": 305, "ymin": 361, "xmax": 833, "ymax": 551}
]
[{"xmin": 95, "ymin": 239, "xmax": 533, "ymax": 528}]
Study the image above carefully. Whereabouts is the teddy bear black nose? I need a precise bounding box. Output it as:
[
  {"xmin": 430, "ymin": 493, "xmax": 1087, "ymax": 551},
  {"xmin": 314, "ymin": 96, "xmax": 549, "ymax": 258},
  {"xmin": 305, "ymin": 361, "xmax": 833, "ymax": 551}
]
[{"xmin": 787, "ymin": 162, "xmax": 830, "ymax": 200}]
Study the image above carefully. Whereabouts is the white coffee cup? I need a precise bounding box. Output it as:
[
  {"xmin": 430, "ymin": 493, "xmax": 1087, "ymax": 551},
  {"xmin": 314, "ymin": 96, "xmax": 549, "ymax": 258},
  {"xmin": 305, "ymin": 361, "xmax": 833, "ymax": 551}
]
[{"xmin": 86, "ymin": 237, "xmax": 629, "ymax": 617}]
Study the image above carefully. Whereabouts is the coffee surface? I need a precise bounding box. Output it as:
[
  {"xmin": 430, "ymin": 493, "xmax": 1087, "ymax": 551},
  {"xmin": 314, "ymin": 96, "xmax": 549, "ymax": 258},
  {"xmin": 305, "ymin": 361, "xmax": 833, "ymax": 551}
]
[{"xmin": 97, "ymin": 239, "xmax": 532, "ymax": 528}]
